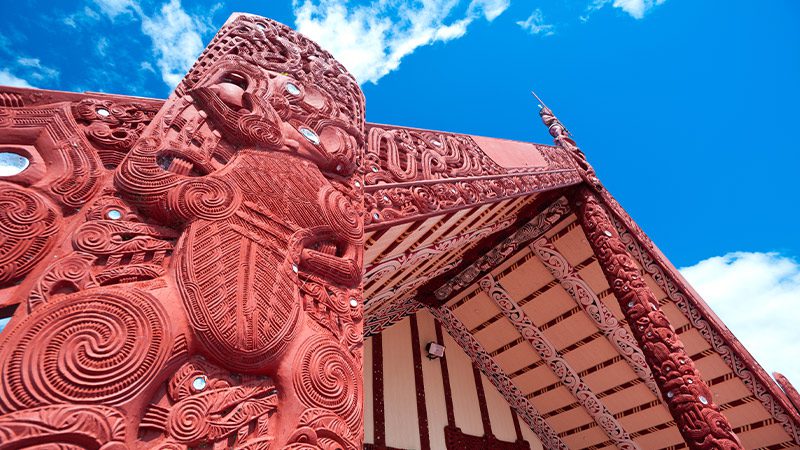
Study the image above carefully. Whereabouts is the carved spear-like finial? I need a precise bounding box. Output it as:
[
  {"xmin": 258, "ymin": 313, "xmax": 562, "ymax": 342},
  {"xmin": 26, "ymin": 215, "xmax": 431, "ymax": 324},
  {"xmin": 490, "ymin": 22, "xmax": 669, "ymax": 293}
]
[{"xmin": 530, "ymin": 91, "xmax": 575, "ymax": 147}]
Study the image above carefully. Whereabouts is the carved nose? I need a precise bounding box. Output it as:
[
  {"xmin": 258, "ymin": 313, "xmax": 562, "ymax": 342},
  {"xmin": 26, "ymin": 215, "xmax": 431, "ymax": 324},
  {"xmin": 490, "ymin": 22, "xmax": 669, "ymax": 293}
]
[{"xmin": 209, "ymin": 83, "xmax": 245, "ymax": 109}]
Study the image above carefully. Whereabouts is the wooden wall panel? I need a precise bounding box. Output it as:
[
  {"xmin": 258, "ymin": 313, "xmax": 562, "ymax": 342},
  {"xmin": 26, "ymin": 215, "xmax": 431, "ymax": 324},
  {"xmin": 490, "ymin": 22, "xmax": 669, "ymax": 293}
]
[
  {"xmin": 481, "ymin": 374, "xmax": 517, "ymax": 442},
  {"xmin": 418, "ymin": 309, "xmax": 449, "ymax": 450},
  {"xmin": 366, "ymin": 310, "xmax": 544, "ymax": 449},
  {"xmin": 383, "ymin": 318, "xmax": 422, "ymax": 450},
  {"xmin": 442, "ymin": 328, "xmax": 484, "ymax": 437},
  {"xmin": 365, "ymin": 336, "xmax": 374, "ymax": 444}
]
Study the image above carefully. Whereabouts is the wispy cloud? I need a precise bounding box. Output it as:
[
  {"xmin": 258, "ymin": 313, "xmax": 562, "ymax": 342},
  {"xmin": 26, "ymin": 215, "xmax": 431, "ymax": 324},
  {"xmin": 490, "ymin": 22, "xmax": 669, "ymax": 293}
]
[
  {"xmin": 16, "ymin": 57, "xmax": 60, "ymax": 83},
  {"xmin": 0, "ymin": 69, "xmax": 34, "ymax": 88},
  {"xmin": 586, "ymin": 0, "xmax": 668, "ymax": 20},
  {"xmin": 293, "ymin": 0, "xmax": 510, "ymax": 84},
  {"xmin": 516, "ymin": 8, "xmax": 555, "ymax": 36},
  {"xmin": 680, "ymin": 252, "xmax": 800, "ymax": 384},
  {"xmin": 90, "ymin": 0, "xmax": 210, "ymax": 89}
]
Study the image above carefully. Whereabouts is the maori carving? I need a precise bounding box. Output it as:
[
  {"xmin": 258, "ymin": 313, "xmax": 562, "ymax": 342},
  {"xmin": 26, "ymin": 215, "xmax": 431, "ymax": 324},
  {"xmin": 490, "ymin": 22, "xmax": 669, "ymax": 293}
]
[
  {"xmin": 573, "ymin": 186, "xmax": 743, "ymax": 449},
  {"xmin": 363, "ymin": 124, "xmax": 580, "ymax": 229},
  {"xmin": 0, "ymin": 288, "xmax": 171, "ymax": 410},
  {"xmin": 365, "ymin": 126, "xmax": 507, "ymax": 184},
  {"xmin": 0, "ymin": 405, "xmax": 126, "ymax": 449},
  {"xmin": 0, "ymin": 182, "xmax": 59, "ymax": 287},
  {"xmin": 0, "ymin": 13, "xmax": 365, "ymax": 449},
  {"xmin": 530, "ymin": 236, "xmax": 661, "ymax": 398},
  {"xmin": 429, "ymin": 302, "xmax": 568, "ymax": 450},
  {"xmin": 434, "ymin": 196, "xmax": 570, "ymax": 301},
  {"xmin": 610, "ymin": 209, "xmax": 800, "ymax": 444},
  {"xmin": 140, "ymin": 358, "xmax": 278, "ymax": 448},
  {"xmin": 72, "ymin": 98, "xmax": 159, "ymax": 167},
  {"xmin": 775, "ymin": 372, "xmax": 800, "ymax": 415},
  {"xmin": 479, "ymin": 274, "xmax": 640, "ymax": 449}
]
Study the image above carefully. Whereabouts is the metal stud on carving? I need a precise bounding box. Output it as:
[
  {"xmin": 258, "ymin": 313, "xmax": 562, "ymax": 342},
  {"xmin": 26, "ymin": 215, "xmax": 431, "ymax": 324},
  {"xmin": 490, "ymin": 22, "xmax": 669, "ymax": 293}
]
[
  {"xmin": 285, "ymin": 83, "xmax": 301, "ymax": 96},
  {"xmin": 299, "ymin": 127, "xmax": 319, "ymax": 145},
  {"xmin": 0, "ymin": 152, "xmax": 29, "ymax": 176}
]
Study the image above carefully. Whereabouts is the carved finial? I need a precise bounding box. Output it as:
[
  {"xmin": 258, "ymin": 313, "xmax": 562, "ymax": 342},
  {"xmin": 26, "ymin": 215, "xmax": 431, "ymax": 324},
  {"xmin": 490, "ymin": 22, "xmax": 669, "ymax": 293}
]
[{"xmin": 531, "ymin": 91, "xmax": 572, "ymax": 145}]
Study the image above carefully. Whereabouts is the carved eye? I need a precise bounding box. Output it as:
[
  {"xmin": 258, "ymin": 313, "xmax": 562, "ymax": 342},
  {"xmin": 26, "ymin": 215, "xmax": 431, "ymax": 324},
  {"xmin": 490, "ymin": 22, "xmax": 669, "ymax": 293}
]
[{"xmin": 0, "ymin": 152, "xmax": 29, "ymax": 176}]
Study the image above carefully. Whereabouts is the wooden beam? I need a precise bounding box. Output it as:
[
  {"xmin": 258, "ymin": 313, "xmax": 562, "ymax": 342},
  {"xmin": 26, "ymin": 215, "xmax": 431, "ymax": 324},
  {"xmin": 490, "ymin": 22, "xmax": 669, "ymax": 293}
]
[
  {"xmin": 529, "ymin": 236, "xmax": 661, "ymax": 398},
  {"xmin": 428, "ymin": 302, "xmax": 568, "ymax": 450},
  {"xmin": 479, "ymin": 273, "xmax": 641, "ymax": 449}
]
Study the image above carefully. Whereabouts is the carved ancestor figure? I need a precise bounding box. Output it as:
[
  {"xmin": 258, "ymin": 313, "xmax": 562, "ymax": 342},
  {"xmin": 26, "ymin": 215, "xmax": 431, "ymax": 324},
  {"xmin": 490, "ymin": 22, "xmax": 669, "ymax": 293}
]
[{"xmin": 0, "ymin": 14, "xmax": 365, "ymax": 449}]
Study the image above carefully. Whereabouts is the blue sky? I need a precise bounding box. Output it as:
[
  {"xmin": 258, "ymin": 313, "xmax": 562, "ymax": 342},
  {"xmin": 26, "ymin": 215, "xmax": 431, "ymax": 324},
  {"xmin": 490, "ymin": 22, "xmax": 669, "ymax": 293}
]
[{"xmin": 1, "ymin": 1, "xmax": 799, "ymax": 384}]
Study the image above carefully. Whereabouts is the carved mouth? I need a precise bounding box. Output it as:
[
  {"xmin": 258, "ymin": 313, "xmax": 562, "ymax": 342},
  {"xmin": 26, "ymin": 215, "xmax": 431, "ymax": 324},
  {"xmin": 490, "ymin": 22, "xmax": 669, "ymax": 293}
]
[{"xmin": 156, "ymin": 150, "xmax": 211, "ymax": 177}]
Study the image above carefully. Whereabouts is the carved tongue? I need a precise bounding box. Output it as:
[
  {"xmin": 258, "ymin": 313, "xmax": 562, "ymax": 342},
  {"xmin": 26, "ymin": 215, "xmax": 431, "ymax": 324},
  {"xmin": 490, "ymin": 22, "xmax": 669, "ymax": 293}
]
[{"xmin": 168, "ymin": 157, "xmax": 194, "ymax": 176}]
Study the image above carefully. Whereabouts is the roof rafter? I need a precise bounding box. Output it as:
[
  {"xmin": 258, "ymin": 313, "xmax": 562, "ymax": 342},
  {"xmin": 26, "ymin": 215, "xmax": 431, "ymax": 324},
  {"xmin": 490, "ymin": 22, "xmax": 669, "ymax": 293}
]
[
  {"xmin": 479, "ymin": 273, "xmax": 641, "ymax": 449},
  {"xmin": 530, "ymin": 235, "xmax": 661, "ymax": 398}
]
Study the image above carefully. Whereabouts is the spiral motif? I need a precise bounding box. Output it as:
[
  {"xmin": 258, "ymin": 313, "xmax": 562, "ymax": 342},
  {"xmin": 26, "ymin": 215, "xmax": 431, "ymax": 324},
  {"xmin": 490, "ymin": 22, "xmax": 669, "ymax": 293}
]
[
  {"xmin": 0, "ymin": 289, "xmax": 170, "ymax": 411},
  {"xmin": 320, "ymin": 186, "xmax": 362, "ymax": 243},
  {"xmin": 167, "ymin": 177, "xmax": 241, "ymax": 221},
  {"xmin": 293, "ymin": 335, "xmax": 361, "ymax": 432},
  {"xmin": 72, "ymin": 222, "xmax": 115, "ymax": 253},
  {"xmin": 238, "ymin": 114, "xmax": 283, "ymax": 150},
  {"xmin": 0, "ymin": 182, "xmax": 59, "ymax": 286},
  {"xmin": 168, "ymin": 397, "xmax": 209, "ymax": 444}
]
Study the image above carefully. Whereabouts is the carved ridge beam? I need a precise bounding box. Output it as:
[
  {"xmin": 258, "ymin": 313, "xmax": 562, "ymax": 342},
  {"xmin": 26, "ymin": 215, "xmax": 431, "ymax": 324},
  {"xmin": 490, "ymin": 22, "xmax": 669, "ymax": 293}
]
[
  {"xmin": 479, "ymin": 274, "xmax": 641, "ymax": 449},
  {"xmin": 433, "ymin": 197, "xmax": 571, "ymax": 303},
  {"xmin": 428, "ymin": 302, "xmax": 569, "ymax": 450},
  {"xmin": 529, "ymin": 236, "xmax": 661, "ymax": 399},
  {"xmin": 365, "ymin": 171, "xmax": 580, "ymax": 231}
]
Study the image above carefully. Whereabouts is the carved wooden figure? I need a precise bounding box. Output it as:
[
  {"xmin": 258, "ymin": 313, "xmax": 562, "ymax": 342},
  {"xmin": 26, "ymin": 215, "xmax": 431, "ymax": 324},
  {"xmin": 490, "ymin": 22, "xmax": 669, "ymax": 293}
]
[{"xmin": 0, "ymin": 14, "xmax": 365, "ymax": 449}]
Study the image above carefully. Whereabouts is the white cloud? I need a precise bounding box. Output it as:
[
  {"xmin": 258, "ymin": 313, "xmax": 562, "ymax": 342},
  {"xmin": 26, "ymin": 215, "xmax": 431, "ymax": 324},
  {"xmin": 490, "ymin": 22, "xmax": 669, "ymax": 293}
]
[
  {"xmin": 586, "ymin": 0, "xmax": 667, "ymax": 20},
  {"xmin": 91, "ymin": 0, "xmax": 207, "ymax": 89},
  {"xmin": 140, "ymin": 0, "xmax": 206, "ymax": 88},
  {"xmin": 680, "ymin": 252, "xmax": 800, "ymax": 386},
  {"xmin": 292, "ymin": 0, "xmax": 510, "ymax": 84},
  {"xmin": 516, "ymin": 8, "xmax": 555, "ymax": 36},
  {"xmin": 9, "ymin": 58, "xmax": 59, "ymax": 85},
  {"xmin": 0, "ymin": 70, "xmax": 34, "ymax": 88}
]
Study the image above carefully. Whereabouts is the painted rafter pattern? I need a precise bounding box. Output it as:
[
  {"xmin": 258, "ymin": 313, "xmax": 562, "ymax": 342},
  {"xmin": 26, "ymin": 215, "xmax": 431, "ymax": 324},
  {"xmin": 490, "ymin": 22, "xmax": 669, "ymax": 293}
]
[
  {"xmin": 433, "ymin": 197, "xmax": 570, "ymax": 301},
  {"xmin": 428, "ymin": 302, "xmax": 568, "ymax": 450},
  {"xmin": 479, "ymin": 273, "xmax": 641, "ymax": 450},
  {"xmin": 530, "ymin": 236, "xmax": 661, "ymax": 398}
]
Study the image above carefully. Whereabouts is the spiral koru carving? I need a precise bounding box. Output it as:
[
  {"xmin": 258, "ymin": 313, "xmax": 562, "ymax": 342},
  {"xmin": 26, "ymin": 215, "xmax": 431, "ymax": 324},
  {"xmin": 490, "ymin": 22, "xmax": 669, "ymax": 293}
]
[
  {"xmin": 0, "ymin": 288, "xmax": 171, "ymax": 411},
  {"xmin": 293, "ymin": 334, "xmax": 361, "ymax": 434},
  {"xmin": 0, "ymin": 182, "xmax": 60, "ymax": 287},
  {"xmin": 166, "ymin": 177, "xmax": 241, "ymax": 221}
]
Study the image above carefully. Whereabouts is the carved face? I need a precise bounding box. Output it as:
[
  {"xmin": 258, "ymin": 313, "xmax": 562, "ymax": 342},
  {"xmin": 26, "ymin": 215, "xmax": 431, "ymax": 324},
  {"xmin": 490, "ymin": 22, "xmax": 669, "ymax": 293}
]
[{"xmin": 115, "ymin": 44, "xmax": 363, "ymax": 373}]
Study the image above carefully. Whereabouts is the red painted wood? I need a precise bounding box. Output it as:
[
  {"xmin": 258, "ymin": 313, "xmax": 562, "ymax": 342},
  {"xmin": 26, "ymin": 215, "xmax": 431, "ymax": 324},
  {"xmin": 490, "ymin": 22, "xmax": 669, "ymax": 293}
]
[
  {"xmin": 373, "ymin": 332, "xmax": 386, "ymax": 447},
  {"xmin": 410, "ymin": 314, "xmax": 431, "ymax": 450},
  {"xmin": 573, "ymin": 186, "xmax": 743, "ymax": 449},
  {"xmin": 0, "ymin": 14, "xmax": 366, "ymax": 449},
  {"xmin": 472, "ymin": 365, "xmax": 492, "ymax": 436}
]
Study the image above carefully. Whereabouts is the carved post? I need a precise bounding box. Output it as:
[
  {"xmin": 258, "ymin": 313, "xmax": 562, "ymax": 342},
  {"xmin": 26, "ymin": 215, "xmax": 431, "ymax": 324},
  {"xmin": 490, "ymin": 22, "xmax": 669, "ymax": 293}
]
[
  {"xmin": 775, "ymin": 372, "xmax": 800, "ymax": 414},
  {"xmin": 572, "ymin": 186, "xmax": 743, "ymax": 449},
  {"xmin": 0, "ymin": 14, "xmax": 365, "ymax": 449}
]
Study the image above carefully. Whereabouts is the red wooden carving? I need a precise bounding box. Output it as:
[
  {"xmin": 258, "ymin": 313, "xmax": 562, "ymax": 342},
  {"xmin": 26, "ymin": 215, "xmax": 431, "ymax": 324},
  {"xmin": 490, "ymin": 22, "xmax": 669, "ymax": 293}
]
[
  {"xmin": 0, "ymin": 13, "xmax": 365, "ymax": 449},
  {"xmin": 573, "ymin": 186, "xmax": 743, "ymax": 449}
]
